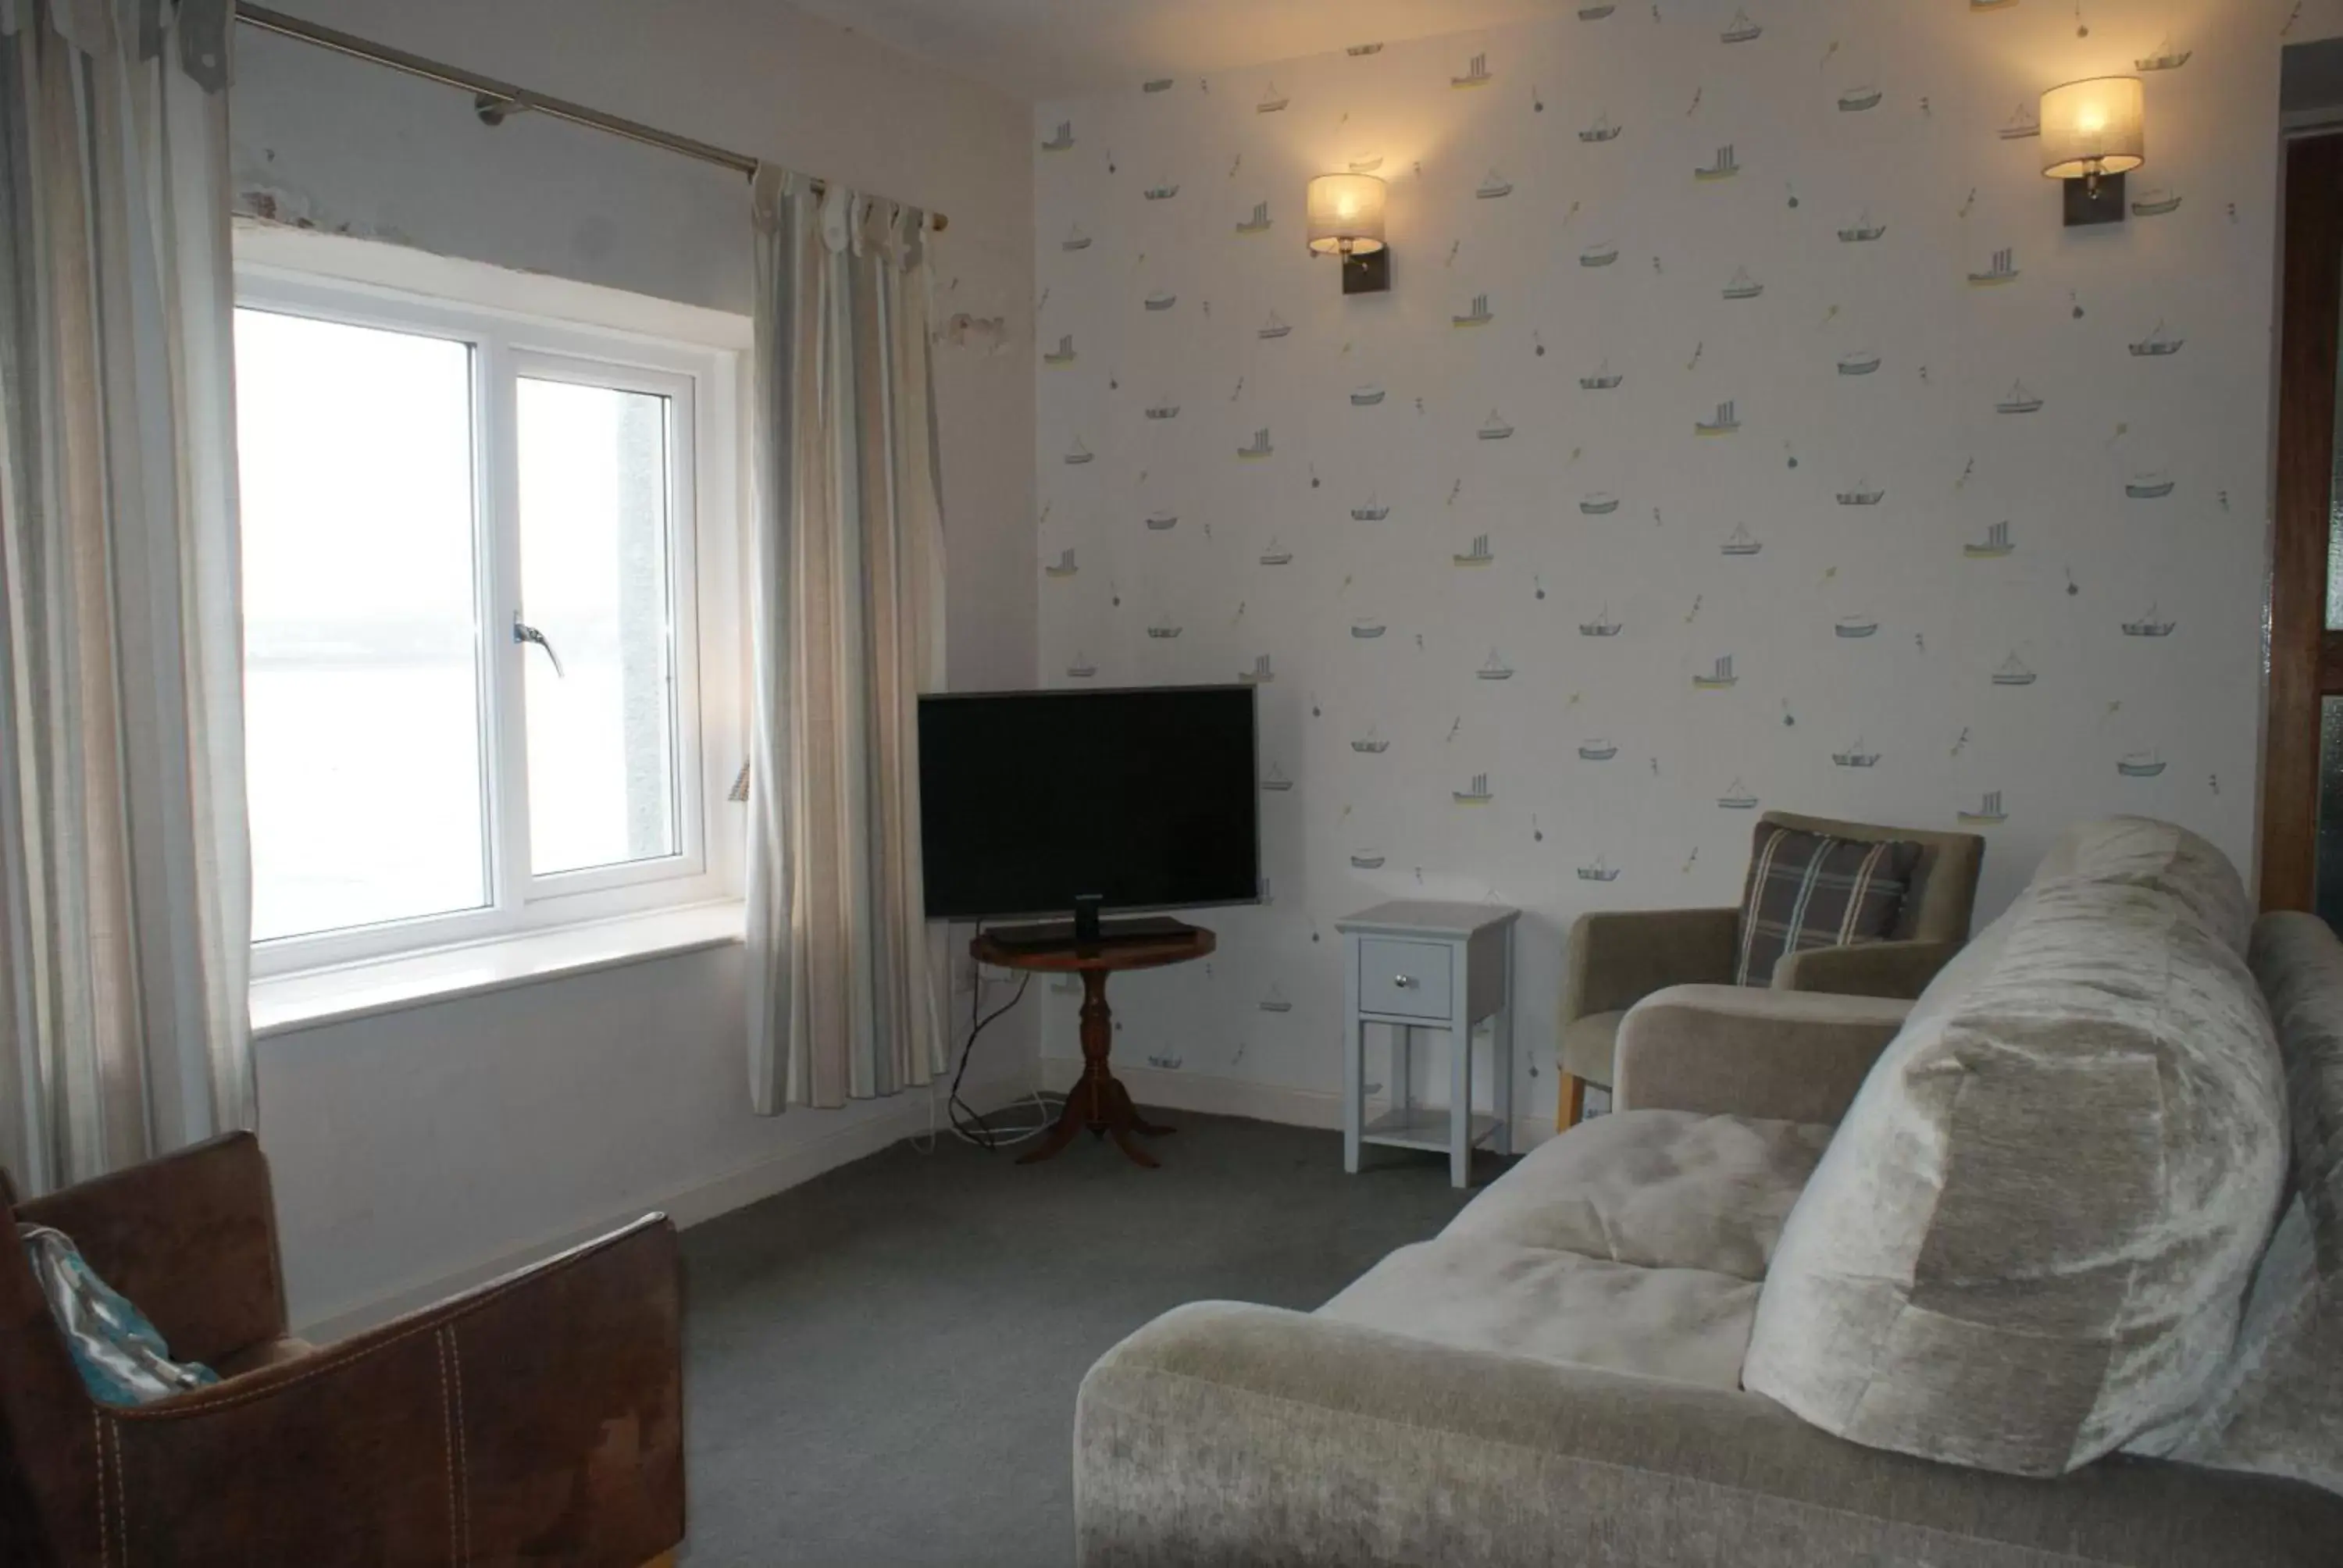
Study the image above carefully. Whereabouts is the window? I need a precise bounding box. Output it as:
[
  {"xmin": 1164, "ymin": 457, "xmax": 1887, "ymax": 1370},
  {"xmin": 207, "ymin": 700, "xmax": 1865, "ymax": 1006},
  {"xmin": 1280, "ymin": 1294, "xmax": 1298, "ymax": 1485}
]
[{"xmin": 234, "ymin": 266, "xmax": 740, "ymax": 973}]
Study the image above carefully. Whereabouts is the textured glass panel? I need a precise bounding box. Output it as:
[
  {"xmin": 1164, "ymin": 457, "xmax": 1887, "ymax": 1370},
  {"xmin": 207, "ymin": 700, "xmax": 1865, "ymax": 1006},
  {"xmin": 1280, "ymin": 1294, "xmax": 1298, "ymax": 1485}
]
[
  {"xmin": 236, "ymin": 309, "xmax": 487, "ymax": 942},
  {"xmin": 515, "ymin": 378, "xmax": 681, "ymax": 876}
]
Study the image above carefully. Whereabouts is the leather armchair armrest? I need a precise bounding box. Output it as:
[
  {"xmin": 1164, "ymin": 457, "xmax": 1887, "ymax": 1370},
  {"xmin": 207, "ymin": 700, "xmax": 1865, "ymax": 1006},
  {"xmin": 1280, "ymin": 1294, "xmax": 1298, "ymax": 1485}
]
[
  {"xmin": 1612, "ymin": 984, "xmax": 1911, "ymax": 1124},
  {"xmin": 1773, "ymin": 939, "xmax": 1961, "ymax": 1000},
  {"xmin": 1563, "ymin": 906, "xmax": 1740, "ymax": 1022},
  {"xmin": 109, "ymin": 1216, "xmax": 686, "ymax": 1568},
  {"xmin": 15, "ymin": 1131, "xmax": 284, "ymax": 1366}
]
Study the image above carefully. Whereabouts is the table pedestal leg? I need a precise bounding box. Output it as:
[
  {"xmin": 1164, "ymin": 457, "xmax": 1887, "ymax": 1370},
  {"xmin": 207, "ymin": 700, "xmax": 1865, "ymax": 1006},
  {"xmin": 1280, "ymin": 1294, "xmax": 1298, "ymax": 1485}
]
[{"xmin": 1020, "ymin": 968, "xmax": 1172, "ymax": 1167}]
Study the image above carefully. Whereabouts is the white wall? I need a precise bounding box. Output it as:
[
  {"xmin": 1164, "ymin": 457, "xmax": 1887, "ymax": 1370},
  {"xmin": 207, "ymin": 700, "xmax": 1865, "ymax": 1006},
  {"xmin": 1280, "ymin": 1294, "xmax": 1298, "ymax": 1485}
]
[
  {"xmin": 1032, "ymin": 0, "xmax": 2301, "ymax": 1134},
  {"xmin": 232, "ymin": 0, "xmax": 1039, "ymax": 1329}
]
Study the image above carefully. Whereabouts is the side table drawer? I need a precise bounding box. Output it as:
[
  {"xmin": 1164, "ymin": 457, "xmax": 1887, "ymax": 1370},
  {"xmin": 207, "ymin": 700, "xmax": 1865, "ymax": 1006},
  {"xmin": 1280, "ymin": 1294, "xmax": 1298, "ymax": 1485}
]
[{"xmin": 1357, "ymin": 939, "xmax": 1452, "ymax": 1020}]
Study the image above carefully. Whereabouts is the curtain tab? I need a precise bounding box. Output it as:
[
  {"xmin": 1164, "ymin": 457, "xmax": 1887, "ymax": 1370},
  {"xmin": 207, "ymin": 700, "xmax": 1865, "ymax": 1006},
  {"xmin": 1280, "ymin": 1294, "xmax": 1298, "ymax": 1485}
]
[
  {"xmin": 175, "ymin": 0, "xmax": 231, "ymax": 91},
  {"xmin": 818, "ymin": 181, "xmax": 851, "ymax": 255},
  {"xmin": 751, "ymin": 162, "xmax": 790, "ymax": 235}
]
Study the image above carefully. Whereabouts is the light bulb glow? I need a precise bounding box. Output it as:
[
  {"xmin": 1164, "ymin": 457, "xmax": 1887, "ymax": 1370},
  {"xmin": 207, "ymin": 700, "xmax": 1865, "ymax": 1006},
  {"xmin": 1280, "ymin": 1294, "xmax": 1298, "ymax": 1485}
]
[{"xmin": 2040, "ymin": 77, "xmax": 2145, "ymax": 181}]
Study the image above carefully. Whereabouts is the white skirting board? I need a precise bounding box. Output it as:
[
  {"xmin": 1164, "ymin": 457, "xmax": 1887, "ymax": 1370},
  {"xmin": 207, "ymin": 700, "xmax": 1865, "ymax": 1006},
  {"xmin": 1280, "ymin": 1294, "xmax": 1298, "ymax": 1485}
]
[
  {"xmin": 296, "ymin": 1059, "xmax": 1041, "ymax": 1342},
  {"xmin": 1039, "ymin": 1057, "xmax": 1563, "ymax": 1156}
]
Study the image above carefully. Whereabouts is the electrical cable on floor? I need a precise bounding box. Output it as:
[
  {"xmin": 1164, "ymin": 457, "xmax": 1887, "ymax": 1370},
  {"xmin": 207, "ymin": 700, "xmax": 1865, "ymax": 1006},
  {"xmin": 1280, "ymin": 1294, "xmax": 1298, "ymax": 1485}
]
[{"xmin": 911, "ymin": 922, "xmax": 1061, "ymax": 1153}]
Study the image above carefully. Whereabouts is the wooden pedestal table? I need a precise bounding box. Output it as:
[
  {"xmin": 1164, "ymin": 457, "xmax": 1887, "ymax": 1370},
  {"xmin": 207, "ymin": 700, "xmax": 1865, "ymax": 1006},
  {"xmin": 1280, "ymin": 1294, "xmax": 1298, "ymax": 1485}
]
[{"xmin": 970, "ymin": 921, "xmax": 1215, "ymax": 1167}]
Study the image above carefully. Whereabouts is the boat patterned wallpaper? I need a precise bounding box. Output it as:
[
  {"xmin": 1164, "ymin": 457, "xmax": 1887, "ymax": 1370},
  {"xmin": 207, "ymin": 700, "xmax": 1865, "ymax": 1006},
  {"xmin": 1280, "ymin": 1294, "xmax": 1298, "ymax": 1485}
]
[{"xmin": 1030, "ymin": 0, "xmax": 2281, "ymax": 1124}]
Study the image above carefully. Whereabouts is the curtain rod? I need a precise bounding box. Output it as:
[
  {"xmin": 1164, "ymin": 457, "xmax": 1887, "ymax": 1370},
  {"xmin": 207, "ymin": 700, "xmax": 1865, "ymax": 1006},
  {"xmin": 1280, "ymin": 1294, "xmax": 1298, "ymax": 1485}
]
[{"xmin": 233, "ymin": 5, "xmax": 948, "ymax": 230}]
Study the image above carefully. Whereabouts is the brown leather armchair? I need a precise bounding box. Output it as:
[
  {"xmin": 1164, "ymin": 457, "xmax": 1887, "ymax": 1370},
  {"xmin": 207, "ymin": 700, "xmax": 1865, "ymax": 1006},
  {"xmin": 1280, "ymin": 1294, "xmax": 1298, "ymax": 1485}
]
[{"xmin": 1, "ymin": 1132, "xmax": 684, "ymax": 1567}]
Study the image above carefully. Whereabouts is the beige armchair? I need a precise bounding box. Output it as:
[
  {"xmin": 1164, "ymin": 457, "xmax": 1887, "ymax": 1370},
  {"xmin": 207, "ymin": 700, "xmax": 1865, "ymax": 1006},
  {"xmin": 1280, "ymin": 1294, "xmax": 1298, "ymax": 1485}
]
[{"xmin": 1556, "ymin": 811, "xmax": 1984, "ymax": 1128}]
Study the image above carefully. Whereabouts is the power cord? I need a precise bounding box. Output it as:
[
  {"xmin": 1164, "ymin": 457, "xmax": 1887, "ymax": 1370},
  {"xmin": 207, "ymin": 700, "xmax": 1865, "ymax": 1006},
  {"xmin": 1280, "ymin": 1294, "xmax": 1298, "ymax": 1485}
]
[{"xmin": 911, "ymin": 923, "xmax": 1064, "ymax": 1153}]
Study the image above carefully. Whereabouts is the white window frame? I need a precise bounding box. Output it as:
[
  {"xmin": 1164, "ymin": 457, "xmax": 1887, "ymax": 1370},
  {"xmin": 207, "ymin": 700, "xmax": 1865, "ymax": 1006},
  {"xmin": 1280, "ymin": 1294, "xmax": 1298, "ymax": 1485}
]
[{"xmin": 234, "ymin": 240, "xmax": 748, "ymax": 978}]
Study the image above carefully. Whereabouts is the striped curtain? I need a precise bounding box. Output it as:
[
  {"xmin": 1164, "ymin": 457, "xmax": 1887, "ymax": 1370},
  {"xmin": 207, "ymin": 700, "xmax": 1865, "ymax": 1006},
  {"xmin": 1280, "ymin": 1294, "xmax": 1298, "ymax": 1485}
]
[
  {"xmin": 0, "ymin": 0, "xmax": 253, "ymax": 1195},
  {"xmin": 744, "ymin": 168, "xmax": 947, "ymax": 1113}
]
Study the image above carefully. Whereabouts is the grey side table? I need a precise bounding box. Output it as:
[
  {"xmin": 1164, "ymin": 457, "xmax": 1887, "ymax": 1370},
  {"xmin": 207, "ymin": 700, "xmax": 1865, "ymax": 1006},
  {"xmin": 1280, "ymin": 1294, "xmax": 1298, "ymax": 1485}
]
[{"xmin": 1336, "ymin": 901, "xmax": 1520, "ymax": 1188}]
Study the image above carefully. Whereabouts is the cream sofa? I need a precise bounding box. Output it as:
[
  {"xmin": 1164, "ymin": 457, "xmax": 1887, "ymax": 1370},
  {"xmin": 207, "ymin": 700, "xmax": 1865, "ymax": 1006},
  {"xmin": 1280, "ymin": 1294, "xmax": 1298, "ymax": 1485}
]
[{"xmin": 1074, "ymin": 819, "xmax": 2343, "ymax": 1566}]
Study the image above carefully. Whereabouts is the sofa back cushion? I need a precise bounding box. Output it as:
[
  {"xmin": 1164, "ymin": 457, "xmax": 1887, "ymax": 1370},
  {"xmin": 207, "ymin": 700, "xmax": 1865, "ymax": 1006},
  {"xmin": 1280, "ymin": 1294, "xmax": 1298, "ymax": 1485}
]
[
  {"xmin": 1743, "ymin": 821, "xmax": 2287, "ymax": 1477},
  {"xmin": 2165, "ymin": 913, "xmax": 2343, "ymax": 1492}
]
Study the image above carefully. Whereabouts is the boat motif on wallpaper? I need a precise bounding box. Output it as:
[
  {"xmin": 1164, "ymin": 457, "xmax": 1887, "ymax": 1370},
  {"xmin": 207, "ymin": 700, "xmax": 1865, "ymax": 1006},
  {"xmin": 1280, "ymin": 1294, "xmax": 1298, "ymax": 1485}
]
[
  {"xmin": 1257, "ymin": 82, "xmax": 1289, "ymax": 113},
  {"xmin": 2129, "ymin": 321, "xmax": 2185, "ymax": 357},
  {"xmin": 2127, "ymin": 470, "xmax": 2176, "ymax": 500},
  {"xmin": 1969, "ymin": 248, "xmax": 2020, "ymax": 286},
  {"xmin": 1258, "ymin": 537, "xmax": 1293, "ymax": 566},
  {"xmin": 1351, "ymin": 492, "xmax": 1391, "ymax": 521},
  {"xmin": 1578, "ymin": 857, "xmax": 1622, "ymax": 882},
  {"xmin": 1838, "ymin": 84, "xmax": 1882, "ymax": 112},
  {"xmin": 1693, "ymin": 655, "xmax": 1739, "ymax": 690},
  {"xmin": 1995, "ymin": 380, "xmax": 2044, "ymax": 415},
  {"xmin": 1143, "ymin": 182, "xmax": 1179, "ymax": 201},
  {"xmin": 1350, "ymin": 618, "xmax": 1387, "ymax": 640},
  {"xmin": 1348, "ymin": 155, "xmax": 1385, "ymax": 173},
  {"xmin": 2123, "ymin": 604, "xmax": 2177, "ymax": 637},
  {"xmin": 1350, "ymin": 384, "xmax": 1387, "ymax": 406},
  {"xmin": 1146, "ymin": 1055, "xmax": 1184, "ymax": 1071},
  {"xmin": 2136, "ymin": 35, "xmax": 2192, "ymax": 71},
  {"xmin": 1580, "ymin": 112, "xmax": 1623, "ymax": 143},
  {"xmin": 1478, "ymin": 410, "xmax": 1515, "ymax": 440},
  {"xmin": 1838, "ymin": 208, "xmax": 1887, "ymax": 242},
  {"xmin": 1833, "ymin": 736, "xmax": 1881, "ymax": 768},
  {"xmin": 1838, "ymin": 350, "xmax": 1882, "ymax": 376},
  {"xmin": 2118, "ymin": 750, "xmax": 2167, "ymax": 778},
  {"xmin": 1696, "ymin": 145, "xmax": 1741, "ymax": 182},
  {"xmin": 1143, "ymin": 511, "xmax": 1178, "ymax": 531},
  {"xmin": 1960, "ymin": 790, "xmax": 2009, "ymax": 824},
  {"xmin": 1042, "ymin": 333, "xmax": 1078, "ymax": 368},
  {"xmin": 1581, "ymin": 241, "xmax": 1621, "ymax": 268},
  {"xmin": 1971, "ymin": 0, "xmax": 2019, "ymax": 10},
  {"xmin": 1060, "ymin": 225, "xmax": 1092, "ymax": 252},
  {"xmin": 1477, "ymin": 169, "xmax": 1514, "ymax": 199},
  {"xmin": 1260, "ymin": 764, "xmax": 1293, "ymax": 793},
  {"xmin": 1065, "ymin": 653, "xmax": 1097, "ymax": 679},
  {"xmin": 1721, "ymin": 8, "xmax": 1763, "ymax": 42},
  {"xmin": 1477, "ymin": 650, "xmax": 1516, "ymax": 681},
  {"xmin": 1143, "ymin": 289, "xmax": 1177, "ymax": 312},
  {"xmin": 1965, "ymin": 521, "xmax": 2016, "ymax": 558},
  {"xmin": 1453, "ymin": 772, "xmax": 1496, "ymax": 804},
  {"xmin": 1998, "ymin": 102, "xmax": 2040, "ymax": 140},
  {"xmin": 1696, "ymin": 401, "xmax": 1741, "ymax": 435},
  {"xmin": 1992, "ymin": 652, "xmax": 2038, "ymax": 686},
  {"xmin": 1258, "ymin": 310, "xmax": 1292, "ymax": 340},
  {"xmin": 1045, "ymin": 549, "xmax": 1079, "ymax": 579},
  {"xmin": 1721, "ymin": 523, "xmax": 1762, "ymax": 556},
  {"xmin": 1452, "ymin": 52, "xmax": 1493, "ymax": 89},
  {"xmin": 1143, "ymin": 398, "xmax": 1180, "ymax": 419},
  {"xmin": 1580, "ymin": 359, "xmax": 1625, "ymax": 390},
  {"xmin": 1142, "ymin": 77, "xmax": 1175, "ymax": 94},
  {"xmin": 1835, "ymin": 616, "xmax": 1879, "ymax": 639},
  {"xmin": 2132, "ymin": 187, "xmax": 2183, "ymax": 216},
  {"xmin": 1722, "ymin": 267, "xmax": 1763, "ymax": 301},
  {"xmin": 1578, "ymin": 2, "xmax": 1616, "ymax": 18},
  {"xmin": 1238, "ymin": 427, "xmax": 1275, "ymax": 460},
  {"xmin": 1236, "ymin": 201, "xmax": 1273, "ymax": 235},
  {"xmin": 1258, "ymin": 984, "xmax": 1294, "ymax": 1013},
  {"xmin": 1719, "ymin": 779, "xmax": 1760, "ymax": 810},
  {"xmin": 1146, "ymin": 618, "xmax": 1183, "ymax": 640},
  {"xmin": 1239, "ymin": 654, "xmax": 1275, "ymax": 683},
  {"xmin": 1580, "ymin": 608, "xmax": 1623, "ymax": 638},
  {"xmin": 1837, "ymin": 478, "xmax": 1885, "ymax": 505},
  {"xmin": 1346, "ymin": 43, "xmax": 1385, "ymax": 57},
  {"xmin": 1062, "ymin": 437, "xmax": 1094, "ymax": 465},
  {"xmin": 1581, "ymin": 492, "xmax": 1621, "ymax": 515},
  {"xmin": 1453, "ymin": 292, "xmax": 1496, "ymax": 327},
  {"xmin": 1454, "ymin": 534, "xmax": 1496, "ymax": 567},
  {"xmin": 1347, "ymin": 848, "xmax": 1390, "ymax": 873},
  {"xmin": 1578, "ymin": 739, "xmax": 1619, "ymax": 761},
  {"xmin": 1351, "ymin": 727, "xmax": 1391, "ymax": 754},
  {"xmin": 1041, "ymin": 120, "xmax": 1075, "ymax": 152}
]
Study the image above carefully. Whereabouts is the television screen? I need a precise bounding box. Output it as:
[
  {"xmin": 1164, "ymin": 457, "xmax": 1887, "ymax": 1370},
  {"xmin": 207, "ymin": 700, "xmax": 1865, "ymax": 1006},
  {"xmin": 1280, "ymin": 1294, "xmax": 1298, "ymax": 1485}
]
[{"xmin": 918, "ymin": 685, "xmax": 1261, "ymax": 921}]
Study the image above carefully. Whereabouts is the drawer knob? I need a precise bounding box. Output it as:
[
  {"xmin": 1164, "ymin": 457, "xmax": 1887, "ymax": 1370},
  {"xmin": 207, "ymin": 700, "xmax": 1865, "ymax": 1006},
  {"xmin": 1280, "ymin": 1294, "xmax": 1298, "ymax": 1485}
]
[{"xmin": 1393, "ymin": 974, "xmax": 1417, "ymax": 988}]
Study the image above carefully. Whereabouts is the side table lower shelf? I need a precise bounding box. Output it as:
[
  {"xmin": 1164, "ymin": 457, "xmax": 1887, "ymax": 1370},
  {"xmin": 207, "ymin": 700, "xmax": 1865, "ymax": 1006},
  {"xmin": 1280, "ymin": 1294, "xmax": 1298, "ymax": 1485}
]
[{"xmin": 1359, "ymin": 1109, "xmax": 1505, "ymax": 1156}]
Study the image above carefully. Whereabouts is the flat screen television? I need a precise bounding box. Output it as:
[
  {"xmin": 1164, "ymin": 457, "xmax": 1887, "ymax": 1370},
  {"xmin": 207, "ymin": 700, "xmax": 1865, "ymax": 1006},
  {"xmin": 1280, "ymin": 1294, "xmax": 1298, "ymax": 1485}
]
[{"xmin": 918, "ymin": 685, "xmax": 1261, "ymax": 939}]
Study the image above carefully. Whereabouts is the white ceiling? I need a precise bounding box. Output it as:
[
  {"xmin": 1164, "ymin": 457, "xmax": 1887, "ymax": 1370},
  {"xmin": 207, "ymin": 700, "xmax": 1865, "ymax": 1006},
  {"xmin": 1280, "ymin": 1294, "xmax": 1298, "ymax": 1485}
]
[{"xmin": 782, "ymin": 0, "xmax": 1566, "ymax": 102}]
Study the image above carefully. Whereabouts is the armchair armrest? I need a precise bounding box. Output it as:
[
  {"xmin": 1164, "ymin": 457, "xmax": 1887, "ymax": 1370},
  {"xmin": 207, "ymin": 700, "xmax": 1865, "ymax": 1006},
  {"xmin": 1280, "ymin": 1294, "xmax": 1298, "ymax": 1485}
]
[
  {"xmin": 15, "ymin": 1131, "xmax": 284, "ymax": 1365},
  {"xmin": 1563, "ymin": 906, "xmax": 1739, "ymax": 1022},
  {"xmin": 1075, "ymin": 1302, "xmax": 2340, "ymax": 1567},
  {"xmin": 1774, "ymin": 938, "xmax": 1961, "ymax": 1000},
  {"xmin": 1612, "ymin": 984, "xmax": 1911, "ymax": 1124},
  {"xmin": 108, "ymin": 1216, "xmax": 685, "ymax": 1567}
]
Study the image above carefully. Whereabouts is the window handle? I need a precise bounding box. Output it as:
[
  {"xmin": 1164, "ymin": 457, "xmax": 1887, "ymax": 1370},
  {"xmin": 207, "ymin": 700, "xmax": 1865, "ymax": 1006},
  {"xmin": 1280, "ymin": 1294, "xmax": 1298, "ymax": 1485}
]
[{"xmin": 512, "ymin": 615, "xmax": 564, "ymax": 678}]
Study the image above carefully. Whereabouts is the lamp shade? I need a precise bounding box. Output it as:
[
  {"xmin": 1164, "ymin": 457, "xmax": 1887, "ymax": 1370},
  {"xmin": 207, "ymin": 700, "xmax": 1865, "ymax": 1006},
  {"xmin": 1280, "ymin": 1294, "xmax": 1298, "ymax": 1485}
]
[
  {"xmin": 2039, "ymin": 76, "xmax": 2145, "ymax": 180},
  {"xmin": 1306, "ymin": 173, "xmax": 1387, "ymax": 255}
]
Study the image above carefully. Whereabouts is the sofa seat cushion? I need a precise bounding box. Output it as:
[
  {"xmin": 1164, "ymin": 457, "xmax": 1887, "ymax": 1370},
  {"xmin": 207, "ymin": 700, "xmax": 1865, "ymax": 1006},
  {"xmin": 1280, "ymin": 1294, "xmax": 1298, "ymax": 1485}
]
[
  {"xmin": 1445, "ymin": 1110, "xmax": 1831, "ymax": 1281},
  {"xmin": 1318, "ymin": 1237, "xmax": 1758, "ymax": 1390},
  {"xmin": 1560, "ymin": 1010, "xmax": 1624, "ymax": 1086}
]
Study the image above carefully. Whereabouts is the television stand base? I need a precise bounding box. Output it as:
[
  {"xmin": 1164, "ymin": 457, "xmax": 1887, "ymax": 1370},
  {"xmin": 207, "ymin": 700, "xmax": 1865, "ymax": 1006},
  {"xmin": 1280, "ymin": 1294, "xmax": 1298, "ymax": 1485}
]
[{"xmin": 984, "ymin": 914, "xmax": 1193, "ymax": 953}]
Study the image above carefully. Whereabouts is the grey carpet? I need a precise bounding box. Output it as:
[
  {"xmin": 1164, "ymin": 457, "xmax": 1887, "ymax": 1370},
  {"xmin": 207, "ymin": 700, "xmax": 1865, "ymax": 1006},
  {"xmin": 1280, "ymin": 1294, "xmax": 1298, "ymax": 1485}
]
[{"xmin": 678, "ymin": 1107, "xmax": 1503, "ymax": 1566}]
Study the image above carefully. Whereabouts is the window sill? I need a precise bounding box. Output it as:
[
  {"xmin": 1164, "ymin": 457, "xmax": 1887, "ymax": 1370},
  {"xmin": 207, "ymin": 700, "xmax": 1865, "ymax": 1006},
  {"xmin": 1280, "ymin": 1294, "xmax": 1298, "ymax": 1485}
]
[{"xmin": 250, "ymin": 901, "xmax": 747, "ymax": 1039}]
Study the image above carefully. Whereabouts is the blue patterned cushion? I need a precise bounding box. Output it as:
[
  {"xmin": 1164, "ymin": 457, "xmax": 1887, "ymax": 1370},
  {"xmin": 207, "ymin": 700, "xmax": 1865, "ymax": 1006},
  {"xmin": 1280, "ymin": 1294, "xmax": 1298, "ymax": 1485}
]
[{"xmin": 18, "ymin": 1224, "xmax": 219, "ymax": 1405}]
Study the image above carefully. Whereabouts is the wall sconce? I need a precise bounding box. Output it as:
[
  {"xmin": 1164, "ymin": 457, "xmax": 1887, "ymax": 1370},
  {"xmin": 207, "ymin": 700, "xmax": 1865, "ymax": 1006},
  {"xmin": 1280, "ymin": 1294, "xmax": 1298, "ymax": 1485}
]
[
  {"xmin": 2041, "ymin": 76, "xmax": 2145, "ymax": 227},
  {"xmin": 1307, "ymin": 173, "xmax": 1390, "ymax": 294}
]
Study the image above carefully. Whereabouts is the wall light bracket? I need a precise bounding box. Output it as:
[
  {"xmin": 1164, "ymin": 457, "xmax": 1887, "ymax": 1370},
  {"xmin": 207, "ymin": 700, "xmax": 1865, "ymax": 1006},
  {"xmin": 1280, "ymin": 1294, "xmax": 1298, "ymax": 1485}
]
[
  {"xmin": 2062, "ymin": 167, "xmax": 2127, "ymax": 227},
  {"xmin": 1342, "ymin": 248, "xmax": 1393, "ymax": 294}
]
